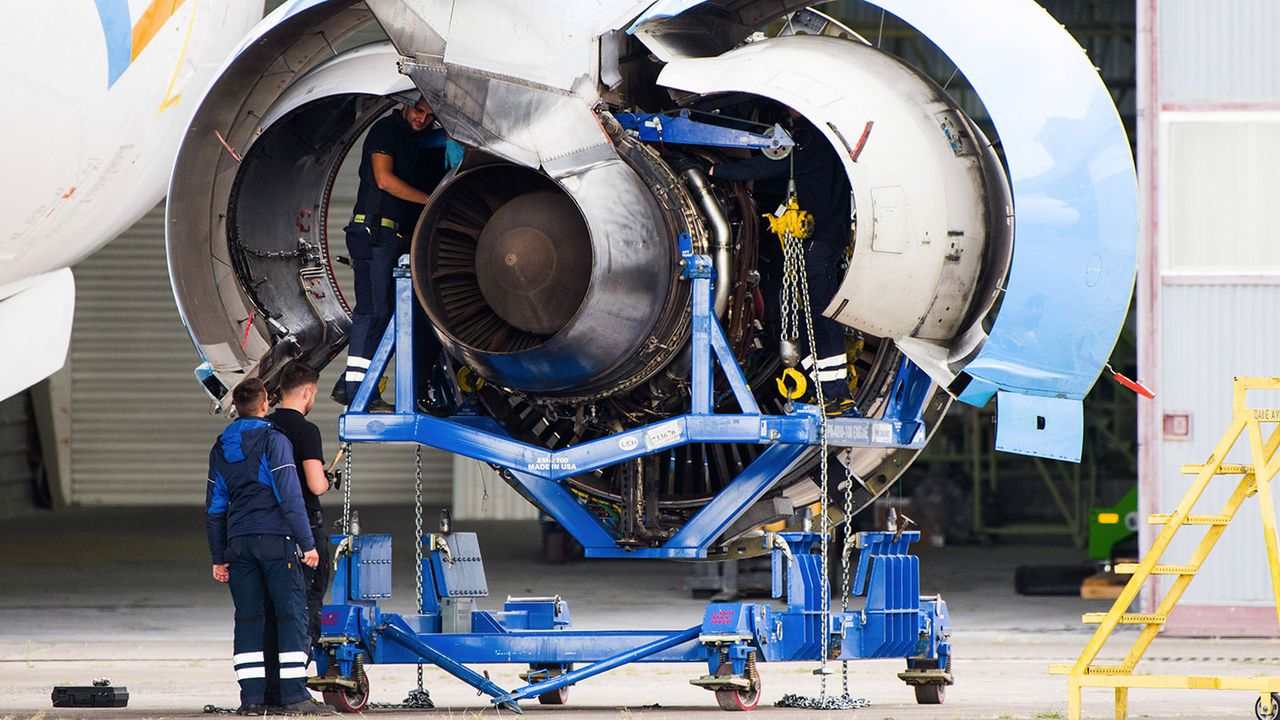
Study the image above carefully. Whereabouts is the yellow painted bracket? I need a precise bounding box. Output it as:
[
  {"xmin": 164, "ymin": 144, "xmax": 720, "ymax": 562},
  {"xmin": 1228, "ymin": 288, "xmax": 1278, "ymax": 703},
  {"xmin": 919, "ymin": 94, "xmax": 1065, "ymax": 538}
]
[{"xmin": 1055, "ymin": 377, "xmax": 1280, "ymax": 720}]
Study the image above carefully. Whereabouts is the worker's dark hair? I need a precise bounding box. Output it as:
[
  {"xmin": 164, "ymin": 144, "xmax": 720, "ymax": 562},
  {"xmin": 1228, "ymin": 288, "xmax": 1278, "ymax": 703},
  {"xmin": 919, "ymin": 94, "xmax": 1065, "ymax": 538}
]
[
  {"xmin": 275, "ymin": 362, "xmax": 321, "ymax": 395},
  {"xmin": 232, "ymin": 378, "xmax": 268, "ymax": 417}
]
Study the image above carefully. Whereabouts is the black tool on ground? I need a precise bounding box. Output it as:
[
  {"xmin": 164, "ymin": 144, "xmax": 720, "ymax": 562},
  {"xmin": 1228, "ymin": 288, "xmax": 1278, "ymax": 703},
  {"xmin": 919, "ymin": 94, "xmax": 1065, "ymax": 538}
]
[{"xmin": 52, "ymin": 678, "xmax": 129, "ymax": 708}]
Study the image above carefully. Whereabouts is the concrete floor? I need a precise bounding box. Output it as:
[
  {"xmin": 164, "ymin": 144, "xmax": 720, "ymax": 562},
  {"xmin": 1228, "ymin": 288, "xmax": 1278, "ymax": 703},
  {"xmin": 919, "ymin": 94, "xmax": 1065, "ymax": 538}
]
[{"xmin": 3, "ymin": 506, "xmax": 1280, "ymax": 719}]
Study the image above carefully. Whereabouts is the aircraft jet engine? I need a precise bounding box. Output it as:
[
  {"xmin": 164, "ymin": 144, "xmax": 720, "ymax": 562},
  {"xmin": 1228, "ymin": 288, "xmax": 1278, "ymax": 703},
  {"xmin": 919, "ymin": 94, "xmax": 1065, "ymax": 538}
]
[{"xmin": 167, "ymin": 0, "xmax": 1136, "ymax": 556}]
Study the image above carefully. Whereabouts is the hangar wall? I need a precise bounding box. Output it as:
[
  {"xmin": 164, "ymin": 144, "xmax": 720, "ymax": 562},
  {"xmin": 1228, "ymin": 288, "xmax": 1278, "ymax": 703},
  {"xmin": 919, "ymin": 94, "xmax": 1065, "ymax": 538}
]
[{"xmin": 1140, "ymin": 0, "xmax": 1280, "ymax": 635}]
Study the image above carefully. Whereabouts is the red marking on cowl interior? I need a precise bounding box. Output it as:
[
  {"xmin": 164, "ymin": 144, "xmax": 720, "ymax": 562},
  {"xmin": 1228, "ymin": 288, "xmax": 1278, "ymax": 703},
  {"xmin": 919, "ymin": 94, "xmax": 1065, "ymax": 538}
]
[{"xmin": 62, "ymin": 186, "xmax": 77, "ymax": 199}]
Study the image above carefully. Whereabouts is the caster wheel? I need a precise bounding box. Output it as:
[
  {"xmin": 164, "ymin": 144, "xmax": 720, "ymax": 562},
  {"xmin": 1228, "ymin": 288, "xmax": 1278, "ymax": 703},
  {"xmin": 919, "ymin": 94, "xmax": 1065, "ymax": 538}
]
[
  {"xmin": 322, "ymin": 672, "xmax": 370, "ymax": 713},
  {"xmin": 712, "ymin": 663, "xmax": 760, "ymax": 711},
  {"xmin": 538, "ymin": 686, "xmax": 569, "ymax": 705},
  {"xmin": 1256, "ymin": 693, "xmax": 1280, "ymax": 720},
  {"xmin": 715, "ymin": 687, "xmax": 760, "ymax": 712},
  {"xmin": 914, "ymin": 683, "xmax": 945, "ymax": 705}
]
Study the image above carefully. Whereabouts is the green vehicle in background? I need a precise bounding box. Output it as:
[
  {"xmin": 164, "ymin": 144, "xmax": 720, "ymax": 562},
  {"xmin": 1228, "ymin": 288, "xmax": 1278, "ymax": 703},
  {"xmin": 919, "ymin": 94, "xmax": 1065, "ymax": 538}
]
[{"xmin": 1089, "ymin": 487, "xmax": 1139, "ymax": 564}]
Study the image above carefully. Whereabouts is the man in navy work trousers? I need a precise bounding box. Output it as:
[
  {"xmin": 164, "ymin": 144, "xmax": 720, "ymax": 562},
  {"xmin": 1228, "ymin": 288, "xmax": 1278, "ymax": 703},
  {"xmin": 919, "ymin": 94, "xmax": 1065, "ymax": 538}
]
[
  {"xmin": 206, "ymin": 378, "xmax": 331, "ymax": 716},
  {"xmin": 331, "ymin": 96, "xmax": 438, "ymax": 412}
]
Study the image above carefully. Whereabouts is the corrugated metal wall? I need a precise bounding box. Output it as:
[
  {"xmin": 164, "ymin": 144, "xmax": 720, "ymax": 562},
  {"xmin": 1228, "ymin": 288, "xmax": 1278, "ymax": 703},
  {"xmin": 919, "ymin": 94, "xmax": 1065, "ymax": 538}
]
[
  {"xmin": 1160, "ymin": 0, "xmax": 1280, "ymax": 103},
  {"xmin": 0, "ymin": 390, "xmax": 37, "ymax": 516},
  {"xmin": 452, "ymin": 456, "xmax": 539, "ymax": 520},
  {"xmin": 68, "ymin": 198, "xmax": 451, "ymax": 507},
  {"xmin": 1158, "ymin": 284, "xmax": 1280, "ymax": 606}
]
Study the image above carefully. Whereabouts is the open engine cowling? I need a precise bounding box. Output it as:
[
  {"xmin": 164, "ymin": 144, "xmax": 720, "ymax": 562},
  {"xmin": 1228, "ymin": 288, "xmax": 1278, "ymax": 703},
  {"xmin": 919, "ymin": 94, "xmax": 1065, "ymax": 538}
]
[{"xmin": 167, "ymin": 0, "xmax": 1135, "ymax": 556}]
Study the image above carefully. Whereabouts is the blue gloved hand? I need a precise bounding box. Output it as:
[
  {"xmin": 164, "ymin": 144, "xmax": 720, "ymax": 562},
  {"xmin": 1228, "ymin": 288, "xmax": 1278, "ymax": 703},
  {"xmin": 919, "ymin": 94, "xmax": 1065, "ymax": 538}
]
[{"xmin": 444, "ymin": 138, "xmax": 465, "ymax": 169}]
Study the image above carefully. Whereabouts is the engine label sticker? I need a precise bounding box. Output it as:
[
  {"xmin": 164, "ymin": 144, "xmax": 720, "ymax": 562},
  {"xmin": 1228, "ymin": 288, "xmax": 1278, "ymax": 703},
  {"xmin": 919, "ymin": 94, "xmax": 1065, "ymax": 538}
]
[
  {"xmin": 826, "ymin": 422, "xmax": 870, "ymax": 444},
  {"xmin": 872, "ymin": 423, "xmax": 893, "ymax": 444},
  {"xmin": 644, "ymin": 421, "xmax": 683, "ymax": 450},
  {"xmin": 528, "ymin": 457, "xmax": 579, "ymax": 473},
  {"xmin": 618, "ymin": 436, "xmax": 639, "ymax": 451}
]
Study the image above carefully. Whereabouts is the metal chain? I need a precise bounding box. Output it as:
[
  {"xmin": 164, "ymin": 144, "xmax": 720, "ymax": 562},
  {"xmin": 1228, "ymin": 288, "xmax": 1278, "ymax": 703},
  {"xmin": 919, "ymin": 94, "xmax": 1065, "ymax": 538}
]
[
  {"xmin": 775, "ymin": 694, "xmax": 871, "ymax": 710},
  {"xmin": 780, "ymin": 231, "xmax": 802, "ymax": 352},
  {"xmin": 774, "ymin": 196, "xmax": 871, "ymax": 711},
  {"xmin": 413, "ymin": 446, "xmax": 426, "ymax": 694},
  {"xmin": 341, "ymin": 442, "xmax": 352, "ymax": 534},
  {"xmin": 841, "ymin": 454, "xmax": 857, "ymax": 696},
  {"xmin": 792, "ymin": 232, "xmax": 831, "ymax": 699},
  {"xmin": 369, "ymin": 689, "xmax": 435, "ymax": 710}
]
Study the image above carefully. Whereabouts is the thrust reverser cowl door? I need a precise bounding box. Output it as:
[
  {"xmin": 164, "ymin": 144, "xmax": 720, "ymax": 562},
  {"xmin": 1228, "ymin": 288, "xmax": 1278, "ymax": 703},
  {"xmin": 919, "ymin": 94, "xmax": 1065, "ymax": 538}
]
[
  {"xmin": 858, "ymin": 0, "xmax": 1138, "ymax": 463},
  {"xmin": 624, "ymin": 0, "xmax": 1136, "ymax": 458}
]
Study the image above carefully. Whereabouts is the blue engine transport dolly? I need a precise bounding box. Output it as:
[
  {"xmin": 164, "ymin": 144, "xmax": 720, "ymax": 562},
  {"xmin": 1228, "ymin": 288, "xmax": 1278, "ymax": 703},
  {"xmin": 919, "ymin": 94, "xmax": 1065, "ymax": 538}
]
[{"xmin": 318, "ymin": 245, "xmax": 952, "ymax": 712}]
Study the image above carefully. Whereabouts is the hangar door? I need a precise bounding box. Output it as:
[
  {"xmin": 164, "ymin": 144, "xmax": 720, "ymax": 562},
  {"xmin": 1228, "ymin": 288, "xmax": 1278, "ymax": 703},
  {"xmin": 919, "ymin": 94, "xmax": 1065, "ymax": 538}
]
[{"xmin": 68, "ymin": 202, "xmax": 451, "ymax": 506}]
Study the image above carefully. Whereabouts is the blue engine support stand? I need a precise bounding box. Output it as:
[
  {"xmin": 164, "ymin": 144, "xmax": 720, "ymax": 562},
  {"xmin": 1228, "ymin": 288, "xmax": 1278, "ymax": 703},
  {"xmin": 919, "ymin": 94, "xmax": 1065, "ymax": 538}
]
[
  {"xmin": 317, "ymin": 529, "xmax": 950, "ymax": 712},
  {"xmin": 319, "ymin": 246, "xmax": 951, "ymax": 711}
]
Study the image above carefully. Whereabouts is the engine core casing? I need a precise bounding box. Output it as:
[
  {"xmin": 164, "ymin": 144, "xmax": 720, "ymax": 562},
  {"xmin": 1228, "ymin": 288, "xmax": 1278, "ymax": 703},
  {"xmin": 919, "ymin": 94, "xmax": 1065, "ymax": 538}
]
[{"xmin": 414, "ymin": 150, "xmax": 695, "ymax": 398}]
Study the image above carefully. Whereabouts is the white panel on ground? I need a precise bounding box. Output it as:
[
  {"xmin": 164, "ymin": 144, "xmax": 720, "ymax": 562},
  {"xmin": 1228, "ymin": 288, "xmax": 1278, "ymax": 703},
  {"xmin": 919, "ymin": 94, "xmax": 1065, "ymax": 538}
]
[
  {"xmin": 69, "ymin": 202, "xmax": 452, "ymax": 506},
  {"xmin": 1158, "ymin": 283, "xmax": 1280, "ymax": 607},
  {"xmin": 451, "ymin": 455, "xmax": 538, "ymax": 520},
  {"xmin": 1164, "ymin": 119, "xmax": 1280, "ymax": 273}
]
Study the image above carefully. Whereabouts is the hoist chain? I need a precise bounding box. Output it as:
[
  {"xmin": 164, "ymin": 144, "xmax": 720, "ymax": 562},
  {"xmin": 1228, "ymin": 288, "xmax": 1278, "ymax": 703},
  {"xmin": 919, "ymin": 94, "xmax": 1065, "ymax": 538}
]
[
  {"xmin": 413, "ymin": 445, "xmax": 426, "ymax": 695},
  {"xmin": 780, "ymin": 230, "xmax": 803, "ymax": 355},
  {"xmin": 841, "ymin": 454, "xmax": 857, "ymax": 696},
  {"xmin": 792, "ymin": 229, "xmax": 832, "ymax": 700},
  {"xmin": 770, "ymin": 183, "xmax": 870, "ymax": 711},
  {"xmin": 341, "ymin": 442, "xmax": 352, "ymax": 534}
]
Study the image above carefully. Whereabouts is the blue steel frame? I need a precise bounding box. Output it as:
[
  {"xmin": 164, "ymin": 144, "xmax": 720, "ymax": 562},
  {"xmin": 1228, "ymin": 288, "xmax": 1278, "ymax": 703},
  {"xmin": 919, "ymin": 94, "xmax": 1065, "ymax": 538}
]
[
  {"xmin": 614, "ymin": 110, "xmax": 795, "ymax": 153},
  {"xmin": 328, "ymin": 249, "xmax": 948, "ymax": 711},
  {"xmin": 318, "ymin": 530, "xmax": 951, "ymax": 712},
  {"xmin": 339, "ymin": 248, "xmax": 932, "ymax": 559}
]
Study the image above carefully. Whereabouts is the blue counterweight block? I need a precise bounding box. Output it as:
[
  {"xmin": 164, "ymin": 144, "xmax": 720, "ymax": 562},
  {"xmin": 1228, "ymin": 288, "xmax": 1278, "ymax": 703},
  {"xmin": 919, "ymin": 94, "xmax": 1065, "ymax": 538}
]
[{"xmin": 844, "ymin": 531, "xmax": 936, "ymax": 660}]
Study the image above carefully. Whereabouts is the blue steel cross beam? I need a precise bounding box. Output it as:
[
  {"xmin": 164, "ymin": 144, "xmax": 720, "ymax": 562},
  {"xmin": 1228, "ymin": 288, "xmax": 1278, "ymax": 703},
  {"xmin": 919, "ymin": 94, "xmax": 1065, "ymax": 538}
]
[{"xmin": 340, "ymin": 252, "xmax": 931, "ymax": 559}]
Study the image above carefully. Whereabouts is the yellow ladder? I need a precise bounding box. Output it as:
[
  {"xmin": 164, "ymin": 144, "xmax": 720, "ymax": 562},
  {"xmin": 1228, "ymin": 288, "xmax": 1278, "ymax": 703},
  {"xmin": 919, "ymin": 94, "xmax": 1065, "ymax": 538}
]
[{"xmin": 1050, "ymin": 377, "xmax": 1280, "ymax": 720}]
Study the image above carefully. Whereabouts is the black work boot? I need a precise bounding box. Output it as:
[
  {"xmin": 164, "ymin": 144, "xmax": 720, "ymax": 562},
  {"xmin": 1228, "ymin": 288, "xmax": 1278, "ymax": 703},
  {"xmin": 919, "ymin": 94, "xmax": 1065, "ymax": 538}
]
[
  {"xmin": 276, "ymin": 698, "xmax": 337, "ymax": 715},
  {"xmin": 329, "ymin": 378, "xmax": 349, "ymax": 406}
]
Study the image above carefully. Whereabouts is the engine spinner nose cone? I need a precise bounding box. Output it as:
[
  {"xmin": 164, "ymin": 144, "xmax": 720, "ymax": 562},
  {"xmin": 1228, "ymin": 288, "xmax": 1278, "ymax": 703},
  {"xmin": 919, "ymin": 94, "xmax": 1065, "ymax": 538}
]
[{"xmin": 474, "ymin": 192, "xmax": 591, "ymax": 336}]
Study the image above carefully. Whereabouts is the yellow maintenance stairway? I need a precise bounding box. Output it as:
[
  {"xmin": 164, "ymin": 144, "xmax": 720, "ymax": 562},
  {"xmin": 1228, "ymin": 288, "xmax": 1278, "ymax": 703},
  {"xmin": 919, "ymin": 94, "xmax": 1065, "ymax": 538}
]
[{"xmin": 1052, "ymin": 377, "xmax": 1280, "ymax": 720}]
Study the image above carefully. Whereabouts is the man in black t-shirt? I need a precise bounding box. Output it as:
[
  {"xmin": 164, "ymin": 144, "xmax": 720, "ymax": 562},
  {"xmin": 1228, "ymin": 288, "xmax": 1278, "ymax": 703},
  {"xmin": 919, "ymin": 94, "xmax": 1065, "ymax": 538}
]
[
  {"xmin": 263, "ymin": 362, "xmax": 331, "ymax": 704},
  {"xmin": 333, "ymin": 97, "xmax": 437, "ymax": 411}
]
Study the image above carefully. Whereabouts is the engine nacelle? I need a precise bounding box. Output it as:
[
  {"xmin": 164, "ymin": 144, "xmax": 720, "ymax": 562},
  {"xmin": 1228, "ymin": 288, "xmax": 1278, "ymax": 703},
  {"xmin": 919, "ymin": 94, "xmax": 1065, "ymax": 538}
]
[{"xmin": 166, "ymin": 0, "xmax": 1136, "ymax": 555}]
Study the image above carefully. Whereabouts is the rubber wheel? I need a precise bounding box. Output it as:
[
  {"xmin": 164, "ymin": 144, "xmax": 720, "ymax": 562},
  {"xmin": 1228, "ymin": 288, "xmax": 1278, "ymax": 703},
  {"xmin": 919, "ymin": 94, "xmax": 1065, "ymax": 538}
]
[
  {"xmin": 914, "ymin": 683, "xmax": 945, "ymax": 705},
  {"xmin": 1256, "ymin": 693, "xmax": 1280, "ymax": 720},
  {"xmin": 322, "ymin": 672, "xmax": 370, "ymax": 713},
  {"xmin": 712, "ymin": 663, "xmax": 760, "ymax": 711},
  {"xmin": 543, "ymin": 528, "xmax": 568, "ymax": 565},
  {"xmin": 538, "ymin": 686, "xmax": 569, "ymax": 705}
]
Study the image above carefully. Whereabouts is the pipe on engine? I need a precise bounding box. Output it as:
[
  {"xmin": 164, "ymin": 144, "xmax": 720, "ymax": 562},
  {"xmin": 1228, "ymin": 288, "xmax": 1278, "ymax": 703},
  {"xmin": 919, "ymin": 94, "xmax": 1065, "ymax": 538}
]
[{"xmin": 681, "ymin": 167, "xmax": 732, "ymax": 317}]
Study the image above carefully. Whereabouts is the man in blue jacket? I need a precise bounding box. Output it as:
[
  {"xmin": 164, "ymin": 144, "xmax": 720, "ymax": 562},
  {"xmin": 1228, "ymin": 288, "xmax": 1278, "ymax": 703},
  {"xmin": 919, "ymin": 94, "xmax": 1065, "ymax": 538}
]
[{"xmin": 207, "ymin": 378, "xmax": 331, "ymax": 715}]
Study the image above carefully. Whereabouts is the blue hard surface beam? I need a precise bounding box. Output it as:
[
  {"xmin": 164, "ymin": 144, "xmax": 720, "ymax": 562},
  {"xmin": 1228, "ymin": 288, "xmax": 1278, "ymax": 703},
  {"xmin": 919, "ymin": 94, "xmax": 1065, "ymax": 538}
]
[
  {"xmin": 381, "ymin": 622, "xmax": 522, "ymax": 713},
  {"xmin": 664, "ymin": 443, "xmax": 808, "ymax": 552},
  {"xmin": 394, "ymin": 261, "xmax": 414, "ymax": 413},
  {"xmin": 495, "ymin": 626, "xmax": 703, "ymax": 705}
]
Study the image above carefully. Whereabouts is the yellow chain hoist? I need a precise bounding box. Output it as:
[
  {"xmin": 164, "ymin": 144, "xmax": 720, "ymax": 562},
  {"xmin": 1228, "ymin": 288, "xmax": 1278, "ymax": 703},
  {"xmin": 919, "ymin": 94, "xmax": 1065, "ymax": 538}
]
[
  {"xmin": 767, "ymin": 191, "xmax": 815, "ymax": 402},
  {"xmin": 765, "ymin": 195, "xmax": 814, "ymax": 246}
]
